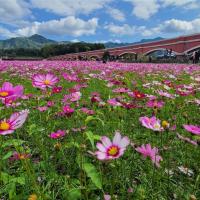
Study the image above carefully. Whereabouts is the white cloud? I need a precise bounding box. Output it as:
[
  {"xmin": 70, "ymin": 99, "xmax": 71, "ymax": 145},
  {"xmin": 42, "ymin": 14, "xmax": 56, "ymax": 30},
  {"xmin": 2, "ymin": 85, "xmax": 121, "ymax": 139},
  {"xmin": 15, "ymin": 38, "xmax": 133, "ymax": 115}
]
[
  {"xmin": 0, "ymin": 0, "xmax": 31, "ymax": 25},
  {"xmin": 31, "ymin": 0, "xmax": 112, "ymax": 16},
  {"xmin": 16, "ymin": 16, "xmax": 98, "ymax": 37},
  {"xmin": 161, "ymin": 0, "xmax": 199, "ymax": 8},
  {"xmin": 95, "ymin": 39, "xmax": 122, "ymax": 43},
  {"xmin": 124, "ymin": 0, "xmax": 160, "ymax": 19},
  {"xmin": 71, "ymin": 39, "xmax": 80, "ymax": 43},
  {"xmin": 105, "ymin": 17, "xmax": 200, "ymax": 38},
  {"xmin": 105, "ymin": 24, "xmax": 136, "ymax": 36},
  {"xmin": 106, "ymin": 7, "xmax": 126, "ymax": 22},
  {"xmin": 137, "ymin": 18, "xmax": 200, "ymax": 36},
  {"xmin": 158, "ymin": 18, "xmax": 200, "ymax": 34},
  {"xmin": 0, "ymin": 26, "xmax": 17, "ymax": 38}
]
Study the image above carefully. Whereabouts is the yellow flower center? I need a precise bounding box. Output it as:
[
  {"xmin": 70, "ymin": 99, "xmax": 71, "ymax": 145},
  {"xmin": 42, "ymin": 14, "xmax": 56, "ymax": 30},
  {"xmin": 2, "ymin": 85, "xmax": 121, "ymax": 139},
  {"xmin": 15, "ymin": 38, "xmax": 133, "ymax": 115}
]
[
  {"xmin": 44, "ymin": 80, "xmax": 50, "ymax": 85},
  {"xmin": 108, "ymin": 146, "xmax": 119, "ymax": 156},
  {"xmin": 19, "ymin": 154, "xmax": 26, "ymax": 160},
  {"xmin": 154, "ymin": 123, "xmax": 160, "ymax": 129},
  {"xmin": 0, "ymin": 121, "xmax": 10, "ymax": 130},
  {"xmin": 28, "ymin": 194, "xmax": 38, "ymax": 200},
  {"xmin": 0, "ymin": 91, "xmax": 9, "ymax": 97}
]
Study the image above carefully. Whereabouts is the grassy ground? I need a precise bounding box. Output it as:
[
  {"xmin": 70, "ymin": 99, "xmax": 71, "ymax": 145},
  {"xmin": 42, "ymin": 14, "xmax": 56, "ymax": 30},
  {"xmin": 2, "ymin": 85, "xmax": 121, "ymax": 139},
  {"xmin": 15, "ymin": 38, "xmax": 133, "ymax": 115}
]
[{"xmin": 0, "ymin": 61, "xmax": 199, "ymax": 200}]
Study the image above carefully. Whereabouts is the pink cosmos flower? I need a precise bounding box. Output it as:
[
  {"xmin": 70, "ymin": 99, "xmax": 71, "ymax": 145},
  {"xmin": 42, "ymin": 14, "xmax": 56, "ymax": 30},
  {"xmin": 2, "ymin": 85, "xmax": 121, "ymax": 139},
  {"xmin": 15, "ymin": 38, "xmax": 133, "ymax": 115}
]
[
  {"xmin": 91, "ymin": 92, "xmax": 102, "ymax": 103},
  {"xmin": 47, "ymin": 101, "xmax": 54, "ymax": 107},
  {"xmin": 2, "ymin": 96, "xmax": 20, "ymax": 107},
  {"xmin": 146, "ymin": 100, "xmax": 164, "ymax": 109},
  {"xmin": 104, "ymin": 194, "xmax": 111, "ymax": 200},
  {"xmin": 95, "ymin": 131, "xmax": 130, "ymax": 160},
  {"xmin": 64, "ymin": 92, "xmax": 81, "ymax": 102},
  {"xmin": 135, "ymin": 144, "xmax": 163, "ymax": 167},
  {"xmin": 81, "ymin": 108, "xmax": 95, "ymax": 115},
  {"xmin": 107, "ymin": 98, "xmax": 122, "ymax": 107},
  {"xmin": 183, "ymin": 125, "xmax": 200, "ymax": 136},
  {"xmin": 32, "ymin": 74, "xmax": 59, "ymax": 89},
  {"xmin": 139, "ymin": 116, "xmax": 163, "ymax": 131},
  {"xmin": 63, "ymin": 73, "xmax": 79, "ymax": 82},
  {"xmin": 112, "ymin": 87, "xmax": 130, "ymax": 93},
  {"xmin": 37, "ymin": 106, "xmax": 48, "ymax": 112},
  {"xmin": 62, "ymin": 105, "xmax": 74, "ymax": 116},
  {"xmin": 0, "ymin": 82, "xmax": 23, "ymax": 100},
  {"xmin": 49, "ymin": 130, "xmax": 65, "ymax": 139},
  {"xmin": 10, "ymin": 151, "xmax": 30, "ymax": 161},
  {"xmin": 52, "ymin": 86, "xmax": 62, "ymax": 94},
  {"xmin": 157, "ymin": 90, "xmax": 175, "ymax": 99},
  {"xmin": 0, "ymin": 110, "xmax": 29, "ymax": 135},
  {"xmin": 177, "ymin": 133, "xmax": 198, "ymax": 146}
]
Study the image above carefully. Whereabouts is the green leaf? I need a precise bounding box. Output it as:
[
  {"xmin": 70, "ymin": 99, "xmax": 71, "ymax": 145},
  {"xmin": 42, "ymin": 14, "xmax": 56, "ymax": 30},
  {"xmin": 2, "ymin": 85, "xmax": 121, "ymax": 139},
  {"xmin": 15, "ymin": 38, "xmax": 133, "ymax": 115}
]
[
  {"xmin": 83, "ymin": 163, "xmax": 102, "ymax": 189},
  {"xmin": 0, "ymin": 172, "xmax": 9, "ymax": 183},
  {"xmin": 85, "ymin": 116, "xmax": 95, "ymax": 124},
  {"xmin": 2, "ymin": 151, "xmax": 13, "ymax": 160},
  {"xmin": 12, "ymin": 177, "xmax": 25, "ymax": 185},
  {"xmin": 85, "ymin": 116, "xmax": 105, "ymax": 127},
  {"xmin": 68, "ymin": 188, "xmax": 81, "ymax": 200},
  {"xmin": 85, "ymin": 131, "xmax": 95, "ymax": 149},
  {"xmin": 2, "ymin": 139, "xmax": 25, "ymax": 148},
  {"xmin": 85, "ymin": 131, "xmax": 101, "ymax": 149},
  {"xmin": 64, "ymin": 142, "xmax": 80, "ymax": 148}
]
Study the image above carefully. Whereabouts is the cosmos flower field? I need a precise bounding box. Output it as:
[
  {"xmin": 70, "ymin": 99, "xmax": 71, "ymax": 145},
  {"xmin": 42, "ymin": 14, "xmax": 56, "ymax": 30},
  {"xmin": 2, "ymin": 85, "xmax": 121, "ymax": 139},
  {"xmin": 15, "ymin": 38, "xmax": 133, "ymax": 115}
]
[{"xmin": 0, "ymin": 60, "xmax": 200, "ymax": 200}]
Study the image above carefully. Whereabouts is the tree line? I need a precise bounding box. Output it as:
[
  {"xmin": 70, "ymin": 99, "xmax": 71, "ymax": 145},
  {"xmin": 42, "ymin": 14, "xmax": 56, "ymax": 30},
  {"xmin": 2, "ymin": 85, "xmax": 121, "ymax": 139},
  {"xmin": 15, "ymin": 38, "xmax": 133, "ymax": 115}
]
[{"xmin": 0, "ymin": 42, "xmax": 105, "ymax": 59}]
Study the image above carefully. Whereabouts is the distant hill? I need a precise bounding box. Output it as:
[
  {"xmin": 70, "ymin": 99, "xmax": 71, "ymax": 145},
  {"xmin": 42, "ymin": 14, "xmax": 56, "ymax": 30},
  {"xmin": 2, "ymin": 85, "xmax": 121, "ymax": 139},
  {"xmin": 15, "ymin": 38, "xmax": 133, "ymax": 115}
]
[
  {"xmin": 0, "ymin": 34, "xmax": 57, "ymax": 49},
  {"xmin": 104, "ymin": 37, "xmax": 165, "ymax": 48},
  {"xmin": 0, "ymin": 34, "xmax": 165, "ymax": 49}
]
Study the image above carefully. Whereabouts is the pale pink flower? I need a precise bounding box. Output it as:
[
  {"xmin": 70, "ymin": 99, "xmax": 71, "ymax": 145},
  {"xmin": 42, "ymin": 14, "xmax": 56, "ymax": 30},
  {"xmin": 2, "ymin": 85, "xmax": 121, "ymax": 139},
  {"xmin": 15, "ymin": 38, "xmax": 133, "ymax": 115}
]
[
  {"xmin": 32, "ymin": 74, "xmax": 59, "ymax": 89},
  {"xmin": 157, "ymin": 90, "xmax": 175, "ymax": 99},
  {"xmin": 64, "ymin": 92, "xmax": 81, "ymax": 102},
  {"xmin": 63, "ymin": 73, "xmax": 79, "ymax": 82},
  {"xmin": 95, "ymin": 131, "xmax": 130, "ymax": 160},
  {"xmin": 183, "ymin": 125, "xmax": 200, "ymax": 136},
  {"xmin": 135, "ymin": 144, "xmax": 163, "ymax": 167},
  {"xmin": 112, "ymin": 87, "xmax": 130, "ymax": 93},
  {"xmin": 176, "ymin": 133, "xmax": 198, "ymax": 146},
  {"xmin": 0, "ymin": 110, "xmax": 29, "ymax": 135},
  {"xmin": 146, "ymin": 100, "xmax": 164, "ymax": 109},
  {"xmin": 107, "ymin": 98, "xmax": 122, "ymax": 107},
  {"xmin": 37, "ymin": 106, "xmax": 48, "ymax": 112},
  {"xmin": 139, "ymin": 116, "xmax": 163, "ymax": 131},
  {"xmin": 80, "ymin": 108, "xmax": 95, "ymax": 115},
  {"xmin": 104, "ymin": 194, "xmax": 111, "ymax": 200}
]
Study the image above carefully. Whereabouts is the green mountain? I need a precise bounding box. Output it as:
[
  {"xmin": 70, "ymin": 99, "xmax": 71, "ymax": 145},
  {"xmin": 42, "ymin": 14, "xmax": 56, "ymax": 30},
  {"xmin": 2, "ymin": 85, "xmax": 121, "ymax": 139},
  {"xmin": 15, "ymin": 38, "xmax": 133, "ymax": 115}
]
[
  {"xmin": 0, "ymin": 34, "xmax": 57, "ymax": 49},
  {"xmin": 0, "ymin": 34, "xmax": 165, "ymax": 50}
]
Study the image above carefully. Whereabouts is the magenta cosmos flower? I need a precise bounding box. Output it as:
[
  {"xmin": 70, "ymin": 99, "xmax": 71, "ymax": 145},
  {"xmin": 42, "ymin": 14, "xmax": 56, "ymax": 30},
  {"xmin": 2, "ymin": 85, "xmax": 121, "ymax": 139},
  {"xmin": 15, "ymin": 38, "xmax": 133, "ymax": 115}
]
[
  {"xmin": 0, "ymin": 110, "xmax": 29, "ymax": 135},
  {"xmin": 49, "ymin": 130, "xmax": 65, "ymax": 139},
  {"xmin": 136, "ymin": 144, "xmax": 163, "ymax": 167},
  {"xmin": 32, "ymin": 74, "xmax": 59, "ymax": 89},
  {"xmin": 0, "ymin": 82, "xmax": 23, "ymax": 100},
  {"xmin": 139, "ymin": 116, "xmax": 163, "ymax": 131},
  {"xmin": 95, "ymin": 131, "xmax": 130, "ymax": 160},
  {"xmin": 62, "ymin": 105, "xmax": 74, "ymax": 117},
  {"xmin": 183, "ymin": 125, "xmax": 200, "ymax": 136}
]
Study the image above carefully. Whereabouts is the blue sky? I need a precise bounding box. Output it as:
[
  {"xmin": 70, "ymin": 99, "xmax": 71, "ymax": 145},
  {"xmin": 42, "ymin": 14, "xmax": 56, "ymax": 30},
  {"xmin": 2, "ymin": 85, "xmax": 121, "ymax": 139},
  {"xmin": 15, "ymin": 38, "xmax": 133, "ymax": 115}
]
[{"xmin": 0, "ymin": 0, "xmax": 200, "ymax": 43}]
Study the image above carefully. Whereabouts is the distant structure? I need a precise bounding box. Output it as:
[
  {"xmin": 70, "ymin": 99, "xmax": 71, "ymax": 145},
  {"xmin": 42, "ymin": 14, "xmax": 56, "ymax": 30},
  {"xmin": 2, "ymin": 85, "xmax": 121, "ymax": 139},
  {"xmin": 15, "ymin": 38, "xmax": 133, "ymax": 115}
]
[{"xmin": 50, "ymin": 33, "xmax": 200, "ymax": 60}]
